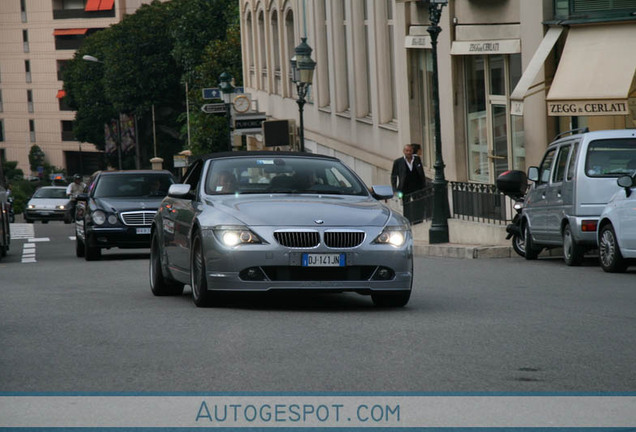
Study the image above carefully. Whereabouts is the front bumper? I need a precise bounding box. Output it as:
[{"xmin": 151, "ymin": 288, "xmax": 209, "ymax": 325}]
[
  {"xmin": 199, "ymin": 231, "xmax": 413, "ymax": 292},
  {"xmin": 86, "ymin": 225, "xmax": 152, "ymax": 249},
  {"xmin": 24, "ymin": 209, "xmax": 67, "ymax": 221}
]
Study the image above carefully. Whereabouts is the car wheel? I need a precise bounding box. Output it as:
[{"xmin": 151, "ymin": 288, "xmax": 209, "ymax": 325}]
[
  {"xmin": 75, "ymin": 235, "xmax": 85, "ymax": 258},
  {"xmin": 599, "ymin": 224, "xmax": 628, "ymax": 273},
  {"xmin": 150, "ymin": 230, "xmax": 184, "ymax": 296},
  {"xmin": 371, "ymin": 290, "xmax": 411, "ymax": 307},
  {"xmin": 190, "ymin": 230, "xmax": 218, "ymax": 307},
  {"xmin": 512, "ymin": 234, "xmax": 526, "ymax": 258},
  {"xmin": 84, "ymin": 235, "xmax": 101, "ymax": 261},
  {"xmin": 524, "ymin": 224, "xmax": 540, "ymax": 260},
  {"xmin": 42, "ymin": 220, "xmax": 49, "ymax": 224},
  {"xmin": 25, "ymin": 218, "xmax": 33, "ymax": 224},
  {"xmin": 563, "ymin": 224, "xmax": 584, "ymax": 266}
]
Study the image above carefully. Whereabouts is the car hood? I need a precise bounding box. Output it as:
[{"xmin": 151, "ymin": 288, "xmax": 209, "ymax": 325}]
[
  {"xmin": 203, "ymin": 194, "xmax": 393, "ymax": 227},
  {"xmin": 93, "ymin": 197, "xmax": 164, "ymax": 212},
  {"xmin": 28, "ymin": 198, "xmax": 69, "ymax": 207}
]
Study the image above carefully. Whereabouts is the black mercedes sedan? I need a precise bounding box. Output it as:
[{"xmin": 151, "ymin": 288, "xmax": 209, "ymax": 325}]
[{"xmin": 75, "ymin": 170, "xmax": 175, "ymax": 260}]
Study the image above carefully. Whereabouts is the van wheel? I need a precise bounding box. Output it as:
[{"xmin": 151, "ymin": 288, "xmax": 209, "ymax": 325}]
[
  {"xmin": 524, "ymin": 225, "xmax": 540, "ymax": 260},
  {"xmin": 598, "ymin": 224, "xmax": 627, "ymax": 273},
  {"xmin": 563, "ymin": 224, "xmax": 584, "ymax": 266}
]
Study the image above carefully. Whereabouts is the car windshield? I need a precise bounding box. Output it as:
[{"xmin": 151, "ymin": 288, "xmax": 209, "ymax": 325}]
[
  {"xmin": 33, "ymin": 188, "xmax": 67, "ymax": 199},
  {"xmin": 204, "ymin": 156, "xmax": 369, "ymax": 196},
  {"xmin": 585, "ymin": 139, "xmax": 636, "ymax": 177},
  {"xmin": 93, "ymin": 174, "xmax": 174, "ymax": 198}
]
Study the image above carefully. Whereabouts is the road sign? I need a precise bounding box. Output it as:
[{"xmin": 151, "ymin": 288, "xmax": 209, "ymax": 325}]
[
  {"xmin": 234, "ymin": 114, "xmax": 267, "ymax": 130},
  {"xmin": 201, "ymin": 103, "xmax": 227, "ymax": 114},
  {"xmin": 202, "ymin": 88, "xmax": 221, "ymax": 99}
]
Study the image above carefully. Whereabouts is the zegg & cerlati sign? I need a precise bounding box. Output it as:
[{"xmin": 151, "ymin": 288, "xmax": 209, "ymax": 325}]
[{"xmin": 547, "ymin": 100, "xmax": 630, "ymax": 116}]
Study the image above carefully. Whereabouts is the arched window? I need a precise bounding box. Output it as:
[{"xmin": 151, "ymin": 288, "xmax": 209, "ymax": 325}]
[
  {"xmin": 271, "ymin": 9, "xmax": 281, "ymax": 94},
  {"xmin": 285, "ymin": 8, "xmax": 295, "ymax": 97},
  {"xmin": 245, "ymin": 9, "xmax": 255, "ymax": 87},
  {"xmin": 257, "ymin": 9, "xmax": 267, "ymax": 91}
]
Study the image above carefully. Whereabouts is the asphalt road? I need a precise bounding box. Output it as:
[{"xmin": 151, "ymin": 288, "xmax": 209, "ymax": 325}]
[{"xmin": 1, "ymin": 221, "xmax": 635, "ymax": 392}]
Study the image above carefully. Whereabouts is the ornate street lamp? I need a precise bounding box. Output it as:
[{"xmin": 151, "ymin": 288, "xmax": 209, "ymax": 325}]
[
  {"xmin": 427, "ymin": 0, "xmax": 450, "ymax": 244},
  {"xmin": 290, "ymin": 37, "xmax": 316, "ymax": 152},
  {"xmin": 218, "ymin": 72, "xmax": 234, "ymax": 152}
]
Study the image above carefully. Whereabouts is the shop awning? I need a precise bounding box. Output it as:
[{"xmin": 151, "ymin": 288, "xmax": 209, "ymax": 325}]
[
  {"xmin": 546, "ymin": 24, "xmax": 636, "ymax": 116},
  {"xmin": 56, "ymin": 90, "xmax": 66, "ymax": 99},
  {"xmin": 53, "ymin": 28, "xmax": 88, "ymax": 36},
  {"xmin": 510, "ymin": 26, "xmax": 564, "ymax": 115},
  {"xmin": 85, "ymin": 0, "xmax": 114, "ymax": 11}
]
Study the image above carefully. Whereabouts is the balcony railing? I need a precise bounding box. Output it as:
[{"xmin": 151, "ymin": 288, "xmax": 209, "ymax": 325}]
[{"xmin": 53, "ymin": 9, "xmax": 115, "ymax": 19}]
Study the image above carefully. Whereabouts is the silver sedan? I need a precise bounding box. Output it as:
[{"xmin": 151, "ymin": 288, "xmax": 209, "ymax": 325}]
[{"xmin": 150, "ymin": 151, "xmax": 413, "ymax": 307}]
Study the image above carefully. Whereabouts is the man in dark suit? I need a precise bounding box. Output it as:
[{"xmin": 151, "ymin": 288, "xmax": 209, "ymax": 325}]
[{"xmin": 391, "ymin": 144, "xmax": 426, "ymax": 223}]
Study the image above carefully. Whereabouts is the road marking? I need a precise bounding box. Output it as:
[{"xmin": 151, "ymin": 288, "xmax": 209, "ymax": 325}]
[
  {"xmin": 10, "ymin": 224, "xmax": 35, "ymax": 240},
  {"xmin": 27, "ymin": 237, "xmax": 50, "ymax": 242},
  {"xmin": 22, "ymin": 243, "xmax": 36, "ymax": 263}
]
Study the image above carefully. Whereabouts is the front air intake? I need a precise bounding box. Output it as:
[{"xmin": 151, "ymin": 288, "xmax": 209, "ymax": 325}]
[{"xmin": 274, "ymin": 231, "xmax": 320, "ymax": 248}]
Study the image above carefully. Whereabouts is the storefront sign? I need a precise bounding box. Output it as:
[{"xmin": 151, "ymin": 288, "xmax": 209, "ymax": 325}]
[
  {"xmin": 451, "ymin": 39, "xmax": 520, "ymax": 55},
  {"xmin": 405, "ymin": 35, "xmax": 431, "ymax": 49},
  {"xmin": 547, "ymin": 100, "xmax": 630, "ymax": 116}
]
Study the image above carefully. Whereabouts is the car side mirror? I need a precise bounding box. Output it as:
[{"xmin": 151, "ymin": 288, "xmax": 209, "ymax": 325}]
[
  {"xmin": 76, "ymin": 193, "xmax": 88, "ymax": 201},
  {"xmin": 371, "ymin": 185, "xmax": 394, "ymax": 200},
  {"xmin": 527, "ymin": 166, "xmax": 539, "ymax": 182},
  {"xmin": 617, "ymin": 175, "xmax": 634, "ymax": 197},
  {"xmin": 168, "ymin": 184, "xmax": 192, "ymax": 198}
]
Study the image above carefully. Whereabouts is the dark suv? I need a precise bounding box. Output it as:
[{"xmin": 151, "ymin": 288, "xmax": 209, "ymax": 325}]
[{"xmin": 75, "ymin": 170, "xmax": 175, "ymax": 260}]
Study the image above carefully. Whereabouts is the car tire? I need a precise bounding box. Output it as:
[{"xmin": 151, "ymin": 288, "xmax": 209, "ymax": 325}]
[
  {"xmin": 524, "ymin": 224, "xmax": 540, "ymax": 260},
  {"xmin": 190, "ymin": 230, "xmax": 218, "ymax": 307},
  {"xmin": 150, "ymin": 230, "xmax": 184, "ymax": 296},
  {"xmin": 563, "ymin": 224, "xmax": 584, "ymax": 266},
  {"xmin": 85, "ymin": 235, "xmax": 101, "ymax": 261},
  {"xmin": 371, "ymin": 290, "xmax": 411, "ymax": 307},
  {"xmin": 511, "ymin": 234, "xmax": 526, "ymax": 258},
  {"xmin": 25, "ymin": 217, "xmax": 33, "ymax": 224},
  {"xmin": 598, "ymin": 224, "xmax": 628, "ymax": 273}
]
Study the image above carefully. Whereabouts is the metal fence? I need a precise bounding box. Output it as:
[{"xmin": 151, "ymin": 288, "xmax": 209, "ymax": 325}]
[{"xmin": 401, "ymin": 182, "xmax": 515, "ymax": 225}]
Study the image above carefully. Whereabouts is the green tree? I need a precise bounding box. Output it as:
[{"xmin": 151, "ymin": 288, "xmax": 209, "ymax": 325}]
[
  {"xmin": 63, "ymin": 0, "xmax": 242, "ymax": 168},
  {"xmin": 28, "ymin": 145, "xmax": 46, "ymax": 173}
]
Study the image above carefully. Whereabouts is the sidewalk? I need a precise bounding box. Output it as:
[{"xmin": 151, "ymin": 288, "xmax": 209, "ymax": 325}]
[{"xmin": 413, "ymin": 239, "xmax": 515, "ymax": 259}]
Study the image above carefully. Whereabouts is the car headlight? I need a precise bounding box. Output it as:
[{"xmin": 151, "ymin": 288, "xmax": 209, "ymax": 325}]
[
  {"xmin": 56, "ymin": 204, "xmax": 66, "ymax": 210},
  {"xmin": 28, "ymin": 204, "xmax": 35, "ymax": 209},
  {"xmin": 91, "ymin": 210, "xmax": 106, "ymax": 225},
  {"xmin": 213, "ymin": 226, "xmax": 263, "ymax": 247},
  {"xmin": 373, "ymin": 226, "xmax": 409, "ymax": 247}
]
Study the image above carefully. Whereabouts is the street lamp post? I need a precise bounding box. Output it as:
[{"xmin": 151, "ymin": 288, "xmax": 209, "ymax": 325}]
[
  {"xmin": 219, "ymin": 72, "xmax": 234, "ymax": 152},
  {"xmin": 427, "ymin": 0, "xmax": 450, "ymax": 244},
  {"xmin": 290, "ymin": 37, "xmax": 316, "ymax": 152}
]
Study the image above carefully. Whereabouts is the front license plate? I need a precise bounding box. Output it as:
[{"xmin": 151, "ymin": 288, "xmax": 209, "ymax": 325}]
[
  {"xmin": 302, "ymin": 253, "xmax": 346, "ymax": 267},
  {"xmin": 136, "ymin": 227, "xmax": 151, "ymax": 234}
]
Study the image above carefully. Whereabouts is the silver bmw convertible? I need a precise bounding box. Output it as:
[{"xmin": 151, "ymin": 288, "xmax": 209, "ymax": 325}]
[{"xmin": 150, "ymin": 151, "xmax": 413, "ymax": 307}]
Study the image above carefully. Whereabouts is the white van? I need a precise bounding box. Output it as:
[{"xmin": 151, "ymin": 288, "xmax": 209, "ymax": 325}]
[{"xmin": 522, "ymin": 128, "xmax": 636, "ymax": 265}]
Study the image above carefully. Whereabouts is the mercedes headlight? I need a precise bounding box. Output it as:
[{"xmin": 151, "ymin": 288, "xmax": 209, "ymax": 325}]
[
  {"xmin": 213, "ymin": 226, "xmax": 263, "ymax": 247},
  {"xmin": 373, "ymin": 226, "xmax": 409, "ymax": 247},
  {"xmin": 91, "ymin": 210, "xmax": 106, "ymax": 225}
]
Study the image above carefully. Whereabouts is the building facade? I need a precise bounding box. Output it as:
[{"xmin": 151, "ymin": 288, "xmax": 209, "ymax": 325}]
[
  {"xmin": 0, "ymin": 0, "xmax": 155, "ymax": 177},
  {"xmin": 238, "ymin": 0, "xmax": 636, "ymax": 229}
]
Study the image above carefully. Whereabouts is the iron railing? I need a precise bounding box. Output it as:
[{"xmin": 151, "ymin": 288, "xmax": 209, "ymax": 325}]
[{"xmin": 402, "ymin": 182, "xmax": 516, "ymax": 225}]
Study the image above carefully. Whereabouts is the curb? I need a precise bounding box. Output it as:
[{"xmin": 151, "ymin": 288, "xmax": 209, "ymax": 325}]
[{"xmin": 414, "ymin": 242, "xmax": 514, "ymax": 259}]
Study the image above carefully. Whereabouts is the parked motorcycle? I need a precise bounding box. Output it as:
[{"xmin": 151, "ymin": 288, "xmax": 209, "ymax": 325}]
[{"xmin": 496, "ymin": 170, "xmax": 528, "ymax": 258}]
